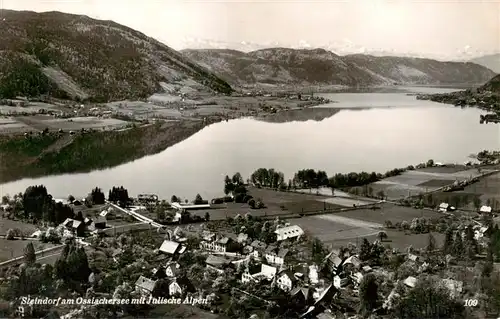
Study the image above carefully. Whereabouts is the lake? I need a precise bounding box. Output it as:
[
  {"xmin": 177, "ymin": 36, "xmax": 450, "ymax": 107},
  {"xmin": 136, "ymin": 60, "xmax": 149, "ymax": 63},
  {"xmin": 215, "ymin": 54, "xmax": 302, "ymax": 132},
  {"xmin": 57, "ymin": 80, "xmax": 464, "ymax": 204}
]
[{"xmin": 1, "ymin": 87, "xmax": 498, "ymax": 201}]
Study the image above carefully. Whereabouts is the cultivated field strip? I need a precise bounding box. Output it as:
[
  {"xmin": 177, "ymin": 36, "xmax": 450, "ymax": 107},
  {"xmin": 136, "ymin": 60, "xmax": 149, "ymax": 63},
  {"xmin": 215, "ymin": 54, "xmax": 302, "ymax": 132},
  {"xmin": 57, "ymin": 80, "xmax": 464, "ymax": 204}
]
[{"xmin": 313, "ymin": 214, "xmax": 383, "ymax": 229}]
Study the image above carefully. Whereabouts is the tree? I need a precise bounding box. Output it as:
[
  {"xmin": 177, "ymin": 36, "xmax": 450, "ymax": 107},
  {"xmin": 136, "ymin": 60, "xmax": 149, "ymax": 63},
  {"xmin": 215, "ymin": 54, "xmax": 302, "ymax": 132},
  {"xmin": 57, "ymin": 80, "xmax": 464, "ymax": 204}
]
[
  {"xmin": 24, "ymin": 242, "xmax": 36, "ymax": 265},
  {"xmin": 171, "ymin": 195, "xmax": 179, "ymax": 203},
  {"xmin": 67, "ymin": 195, "xmax": 75, "ymax": 203},
  {"xmin": 359, "ymin": 238, "xmax": 372, "ymax": 261},
  {"xmin": 6, "ymin": 228, "xmax": 16, "ymax": 240},
  {"xmin": 91, "ymin": 188, "xmax": 105, "ymax": 205},
  {"xmin": 248, "ymin": 199, "xmax": 256, "ymax": 209},
  {"xmin": 194, "ymin": 194, "xmax": 203, "ymax": 204},
  {"xmin": 359, "ymin": 273, "xmax": 378, "ymax": 315},
  {"xmin": 443, "ymin": 228, "xmax": 454, "ymax": 255},
  {"xmin": 396, "ymin": 276, "xmax": 465, "ymax": 318},
  {"xmin": 452, "ymin": 233, "xmax": 464, "ymax": 257},
  {"xmin": 426, "ymin": 159, "xmax": 434, "ymax": 167},
  {"xmin": 378, "ymin": 231, "xmax": 388, "ymax": 242},
  {"xmin": 204, "ymin": 212, "xmax": 210, "ymax": 221},
  {"xmin": 426, "ymin": 233, "xmax": 436, "ymax": 253}
]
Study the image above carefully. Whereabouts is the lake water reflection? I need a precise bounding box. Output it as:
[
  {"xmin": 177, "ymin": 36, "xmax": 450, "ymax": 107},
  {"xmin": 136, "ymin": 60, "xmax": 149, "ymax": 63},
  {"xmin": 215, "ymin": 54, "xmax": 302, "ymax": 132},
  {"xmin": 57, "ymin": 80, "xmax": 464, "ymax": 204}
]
[{"xmin": 1, "ymin": 87, "xmax": 498, "ymax": 200}]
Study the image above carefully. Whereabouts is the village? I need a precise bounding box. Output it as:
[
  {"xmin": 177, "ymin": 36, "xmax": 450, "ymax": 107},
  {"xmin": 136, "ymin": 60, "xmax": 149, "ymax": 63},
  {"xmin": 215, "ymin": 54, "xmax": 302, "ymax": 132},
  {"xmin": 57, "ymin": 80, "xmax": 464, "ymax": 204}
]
[{"xmin": 1, "ymin": 160, "xmax": 500, "ymax": 318}]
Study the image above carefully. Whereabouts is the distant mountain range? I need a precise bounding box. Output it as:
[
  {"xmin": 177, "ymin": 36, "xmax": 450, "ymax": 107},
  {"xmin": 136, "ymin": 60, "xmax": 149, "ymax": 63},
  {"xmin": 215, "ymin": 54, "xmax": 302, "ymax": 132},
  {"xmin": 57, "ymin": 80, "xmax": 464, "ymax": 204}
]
[
  {"xmin": 0, "ymin": 10, "xmax": 232, "ymax": 102},
  {"xmin": 181, "ymin": 48, "xmax": 496, "ymax": 88},
  {"xmin": 470, "ymin": 54, "xmax": 500, "ymax": 74}
]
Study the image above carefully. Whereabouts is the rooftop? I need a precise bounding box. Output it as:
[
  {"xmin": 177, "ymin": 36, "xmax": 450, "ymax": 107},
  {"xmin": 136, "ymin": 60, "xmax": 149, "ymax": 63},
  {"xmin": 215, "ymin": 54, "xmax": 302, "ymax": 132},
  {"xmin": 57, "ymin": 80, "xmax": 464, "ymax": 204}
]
[
  {"xmin": 135, "ymin": 275, "xmax": 157, "ymax": 292},
  {"xmin": 159, "ymin": 240, "xmax": 180, "ymax": 255}
]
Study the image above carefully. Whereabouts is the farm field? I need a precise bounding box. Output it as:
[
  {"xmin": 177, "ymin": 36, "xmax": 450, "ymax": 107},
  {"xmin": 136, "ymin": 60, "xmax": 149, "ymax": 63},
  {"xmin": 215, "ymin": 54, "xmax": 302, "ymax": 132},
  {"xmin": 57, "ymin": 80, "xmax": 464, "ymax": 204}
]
[
  {"xmin": 0, "ymin": 239, "xmax": 56, "ymax": 262},
  {"xmin": 369, "ymin": 167, "xmax": 493, "ymax": 200},
  {"xmin": 321, "ymin": 197, "xmax": 377, "ymax": 207},
  {"xmin": 0, "ymin": 115, "xmax": 129, "ymax": 134},
  {"xmin": 187, "ymin": 187, "xmax": 344, "ymax": 220},
  {"xmin": 334, "ymin": 203, "xmax": 443, "ymax": 224},
  {"xmin": 290, "ymin": 215, "xmax": 381, "ymax": 245}
]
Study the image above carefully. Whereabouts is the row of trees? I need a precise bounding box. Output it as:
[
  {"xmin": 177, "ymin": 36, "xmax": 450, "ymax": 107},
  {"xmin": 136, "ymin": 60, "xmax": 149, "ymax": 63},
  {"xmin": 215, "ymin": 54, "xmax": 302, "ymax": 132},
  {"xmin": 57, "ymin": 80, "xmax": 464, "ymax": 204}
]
[
  {"xmin": 293, "ymin": 169, "xmax": 329, "ymax": 189},
  {"xmin": 250, "ymin": 168, "xmax": 285, "ymax": 189},
  {"xmin": 108, "ymin": 186, "xmax": 130, "ymax": 206}
]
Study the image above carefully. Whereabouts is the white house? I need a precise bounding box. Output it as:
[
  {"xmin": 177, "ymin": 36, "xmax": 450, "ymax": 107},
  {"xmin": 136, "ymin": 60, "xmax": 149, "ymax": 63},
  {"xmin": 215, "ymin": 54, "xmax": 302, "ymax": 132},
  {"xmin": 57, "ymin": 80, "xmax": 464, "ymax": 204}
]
[
  {"xmin": 159, "ymin": 240, "xmax": 181, "ymax": 255},
  {"xmin": 200, "ymin": 236, "xmax": 234, "ymax": 253},
  {"xmin": 165, "ymin": 262, "xmax": 181, "ymax": 278},
  {"xmin": 276, "ymin": 270, "xmax": 298, "ymax": 291},
  {"xmin": 479, "ymin": 206, "xmax": 492, "ymax": 214},
  {"xmin": 265, "ymin": 247, "xmax": 289, "ymax": 266},
  {"xmin": 275, "ymin": 225, "xmax": 304, "ymax": 241},
  {"xmin": 168, "ymin": 277, "xmax": 194, "ymax": 297},
  {"xmin": 404, "ymin": 276, "xmax": 417, "ymax": 288},
  {"xmin": 333, "ymin": 274, "xmax": 350, "ymax": 289},
  {"xmin": 241, "ymin": 264, "xmax": 277, "ymax": 284}
]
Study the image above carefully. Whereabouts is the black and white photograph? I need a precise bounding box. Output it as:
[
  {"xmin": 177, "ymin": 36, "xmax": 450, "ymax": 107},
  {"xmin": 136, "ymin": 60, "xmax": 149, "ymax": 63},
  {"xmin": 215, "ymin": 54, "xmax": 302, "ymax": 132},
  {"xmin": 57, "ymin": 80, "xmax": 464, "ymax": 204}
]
[{"xmin": 0, "ymin": 0, "xmax": 499, "ymax": 318}]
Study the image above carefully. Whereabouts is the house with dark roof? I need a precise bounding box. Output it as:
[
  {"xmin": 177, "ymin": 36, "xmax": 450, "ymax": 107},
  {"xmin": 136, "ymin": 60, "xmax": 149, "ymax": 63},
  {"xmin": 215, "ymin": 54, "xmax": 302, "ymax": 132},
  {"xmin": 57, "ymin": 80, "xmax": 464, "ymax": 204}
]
[
  {"xmin": 165, "ymin": 262, "xmax": 181, "ymax": 278},
  {"xmin": 290, "ymin": 286, "xmax": 313, "ymax": 304},
  {"xmin": 60, "ymin": 218, "xmax": 85, "ymax": 236},
  {"xmin": 135, "ymin": 276, "xmax": 157, "ymax": 296},
  {"xmin": 265, "ymin": 246, "xmax": 289, "ymax": 266},
  {"xmin": 276, "ymin": 270, "xmax": 299, "ymax": 291},
  {"xmin": 322, "ymin": 251, "xmax": 344, "ymax": 275},
  {"xmin": 200, "ymin": 235, "xmax": 236, "ymax": 253}
]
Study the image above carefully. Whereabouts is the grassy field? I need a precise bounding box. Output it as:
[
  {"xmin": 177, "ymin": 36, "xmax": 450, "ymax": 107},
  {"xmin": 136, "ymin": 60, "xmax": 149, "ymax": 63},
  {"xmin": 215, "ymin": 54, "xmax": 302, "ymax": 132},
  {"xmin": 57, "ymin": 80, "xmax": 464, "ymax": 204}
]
[
  {"xmin": 460, "ymin": 171, "xmax": 500, "ymax": 203},
  {"xmin": 192, "ymin": 187, "xmax": 344, "ymax": 221},
  {"xmin": 334, "ymin": 203, "xmax": 443, "ymax": 224},
  {"xmin": 292, "ymin": 213, "xmax": 445, "ymax": 252},
  {"xmin": 0, "ymin": 239, "xmax": 56, "ymax": 262},
  {"xmin": 0, "ymin": 218, "xmax": 39, "ymax": 235}
]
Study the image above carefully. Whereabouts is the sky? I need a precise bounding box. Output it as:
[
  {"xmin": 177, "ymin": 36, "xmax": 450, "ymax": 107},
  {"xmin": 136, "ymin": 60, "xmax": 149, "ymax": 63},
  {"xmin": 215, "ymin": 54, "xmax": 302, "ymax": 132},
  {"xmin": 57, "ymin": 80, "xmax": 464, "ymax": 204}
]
[{"xmin": 2, "ymin": 0, "xmax": 500, "ymax": 59}]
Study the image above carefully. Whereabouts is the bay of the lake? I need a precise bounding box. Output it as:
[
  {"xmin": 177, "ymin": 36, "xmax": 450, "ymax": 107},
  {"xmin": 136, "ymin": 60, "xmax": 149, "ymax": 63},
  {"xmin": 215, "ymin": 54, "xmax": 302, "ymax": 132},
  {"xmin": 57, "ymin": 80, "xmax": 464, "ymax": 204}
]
[{"xmin": 1, "ymin": 87, "xmax": 498, "ymax": 200}]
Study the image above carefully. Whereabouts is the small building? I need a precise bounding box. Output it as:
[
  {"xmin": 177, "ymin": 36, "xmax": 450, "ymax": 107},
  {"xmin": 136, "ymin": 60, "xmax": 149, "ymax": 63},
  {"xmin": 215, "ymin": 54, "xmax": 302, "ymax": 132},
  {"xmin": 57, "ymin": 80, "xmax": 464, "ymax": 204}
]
[
  {"xmin": 275, "ymin": 225, "xmax": 304, "ymax": 241},
  {"xmin": 265, "ymin": 247, "xmax": 289, "ymax": 266},
  {"xmin": 93, "ymin": 216, "xmax": 107, "ymax": 229},
  {"xmin": 249, "ymin": 240, "xmax": 267, "ymax": 258},
  {"xmin": 479, "ymin": 206, "xmax": 492, "ymax": 214},
  {"xmin": 135, "ymin": 276, "xmax": 157, "ymax": 297},
  {"xmin": 165, "ymin": 262, "xmax": 181, "ymax": 278},
  {"xmin": 323, "ymin": 251, "xmax": 343, "ymax": 274},
  {"xmin": 200, "ymin": 235, "xmax": 235, "ymax": 253},
  {"xmin": 343, "ymin": 255, "xmax": 361, "ymax": 269},
  {"xmin": 404, "ymin": 276, "xmax": 417, "ymax": 288},
  {"xmin": 276, "ymin": 270, "xmax": 299, "ymax": 292},
  {"xmin": 438, "ymin": 202, "xmax": 455, "ymax": 212},
  {"xmin": 171, "ymin": 202, "xmax": 210, "ymax": 211},
  {"xmin": 159, "ymin": 240, "xmax": 181, "ymax": 255},
  {"xmin": 60, "ymin": 218, "xmax": 85, "ymax": 235},
  {"xmin": 333, "ymin": 274, "xmax": 350, "ymax": 289},
  {"xmin": 168, "ymin": 277, "xmax": 195, "ymax": 297}
]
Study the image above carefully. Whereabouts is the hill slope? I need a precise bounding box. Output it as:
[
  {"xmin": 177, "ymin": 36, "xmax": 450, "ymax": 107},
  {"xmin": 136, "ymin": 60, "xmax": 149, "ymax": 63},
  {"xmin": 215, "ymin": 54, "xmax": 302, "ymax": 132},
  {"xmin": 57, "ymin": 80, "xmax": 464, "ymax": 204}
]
[
  {"xmin": 479, "ymin": 74, "xmax": 500, "ymax": 93},
  {"xmin": 470, "ymin": 54, "xmax": 500, "ymax": 74},
  {"xmin": 182, "ymin": 48, "xmax": 496, "ymax": 87},
  {"xmin": 0, "ymin": 10, "xmax": 232, "ymax": 102}
]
